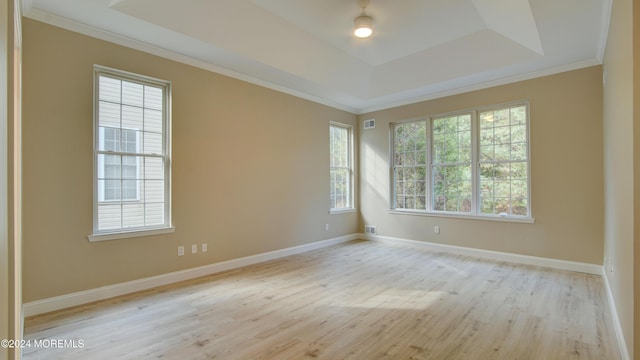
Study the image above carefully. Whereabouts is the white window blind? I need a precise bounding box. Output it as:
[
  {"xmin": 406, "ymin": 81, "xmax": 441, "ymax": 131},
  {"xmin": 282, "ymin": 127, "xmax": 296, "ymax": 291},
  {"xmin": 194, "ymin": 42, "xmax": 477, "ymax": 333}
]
[{"xmin": 93, "ymin": 66, "xmax": 171, "ymax": 236}]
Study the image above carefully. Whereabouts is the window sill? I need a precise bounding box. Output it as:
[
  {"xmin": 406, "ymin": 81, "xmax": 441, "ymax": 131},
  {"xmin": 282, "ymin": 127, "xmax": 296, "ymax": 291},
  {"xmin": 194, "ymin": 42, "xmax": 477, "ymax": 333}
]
[
  {"xmin": 88, "ymin": 226, "xmax": 176, "ymax": 242},
  {"xmin": 329, "ymin": 208, "xmax": 356, "ymax": 215},
  {"xmin": 387, "ymin": 210, "xmax": 535, "ymax": 224}
]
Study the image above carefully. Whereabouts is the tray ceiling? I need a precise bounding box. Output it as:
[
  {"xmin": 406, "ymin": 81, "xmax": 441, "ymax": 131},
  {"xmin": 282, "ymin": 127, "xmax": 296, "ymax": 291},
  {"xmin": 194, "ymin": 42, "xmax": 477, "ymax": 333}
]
[{"xmin": 23, "ymin": 0, "xmax": 611, "ymax": 113}]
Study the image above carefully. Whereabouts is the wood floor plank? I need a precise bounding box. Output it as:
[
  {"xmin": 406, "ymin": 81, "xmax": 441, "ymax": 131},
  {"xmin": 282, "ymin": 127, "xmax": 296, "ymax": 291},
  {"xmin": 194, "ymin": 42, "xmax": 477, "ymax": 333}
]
[{"xmin": 23, "ymin": 240, "xmax": 621, "ymax": 360}]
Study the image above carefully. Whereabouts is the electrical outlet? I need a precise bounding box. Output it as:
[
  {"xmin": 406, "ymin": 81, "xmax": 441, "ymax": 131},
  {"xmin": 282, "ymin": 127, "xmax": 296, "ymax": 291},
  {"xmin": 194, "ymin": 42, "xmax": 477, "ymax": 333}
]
[
  {"xmin": 434, "ymin": 225, "xmax": 440, "ymax": 234},
  {"xmin": 202, "ymin": 243, "xmax": 207, "ymax": 253},
  {"xmin": 325, "ymin": 223, "xmax": 329, "ymax": 231},
  {"xmin": 178, "ymin": 246, "xmax": 184, "ymax": 256},
  {"xmin": 192, "ymin": 244, "xmax": 198, "ymax": 254}
]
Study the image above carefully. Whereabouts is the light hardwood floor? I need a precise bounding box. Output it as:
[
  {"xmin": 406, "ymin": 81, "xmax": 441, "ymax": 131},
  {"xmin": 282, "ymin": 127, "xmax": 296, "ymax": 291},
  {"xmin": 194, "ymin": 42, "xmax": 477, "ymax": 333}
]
[{"xmin": 23, "ymin": 240, "xmax": 621, "ymax": 360}]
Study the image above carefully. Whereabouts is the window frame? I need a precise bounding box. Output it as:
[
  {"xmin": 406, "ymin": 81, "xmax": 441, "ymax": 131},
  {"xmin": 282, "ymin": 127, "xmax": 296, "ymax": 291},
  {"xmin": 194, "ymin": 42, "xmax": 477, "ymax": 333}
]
[
  {"xmin": 389, "ymin": 102, "xmax": 533, "ymax": 223},
  {"xmin": 329, "ymin": 121, "xmax": 355, "ymax": 214},
  {"xmin": 89, "ymin": 65, "xmax": 174, "ymax": 241}
]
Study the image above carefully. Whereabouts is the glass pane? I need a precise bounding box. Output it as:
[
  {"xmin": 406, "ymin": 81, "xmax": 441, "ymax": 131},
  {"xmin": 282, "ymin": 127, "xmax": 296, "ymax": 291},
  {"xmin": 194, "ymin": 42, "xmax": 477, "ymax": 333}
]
[
  {"xmin": 144, "ymin": 157, "xmax": 164, "ymax": 180},
  {"xmin": 480, "ymin": 127, "xmax": 494, "ymax": 146},
  {"xmin": 122, "ymin": 156, "xmax": 139, "ymax": 179},
  {"xmin": 511, "ymin": 162, "xmax": 528, "ymax": 179},
  {"xmin": 99, "ymin": 128, "xmax": 120, "ymax": 152},
  {"xmin": 122, "ymin": 204, "xmax": 144, "ymax": 228},
  {"xmin": 459, "ymin": 131, "xmax": 471, "ymax": 147},
  {"xmin": 98, "ymin": 179, "xmax": 121, "ymax": 202},
  {"xmin": 480, "ymin": 112, "xmax": 494, "ymax": 128},
  {"xmin": 494, "ymin": 163, "xmax": 510, "ymax": 180},
  {"xmin": 122, "ymin": 130, "xmax": 138, "ymax": 153},
  {"xmin": 511, "ymin": 124, "xmax": 527, "ymax": 143},
  {"xmin": 122, "ymin": 105, "xmax": 143, "ymax": 131},
  {"xmin": 495, "ymin": 126, "xmax": 510, "ymax": 145},
  {"xmin": 404, "ymin": 151, "xmax": 415, "ymax": 166},
  {"xmin": 144, "ymin": 180, "xmax": 164, "ymax": 203},
  {"xmin": 480, "ymin": 197, "xmax": 494, "ymax": 214},
  {"xmin": 494, "ymin": 109, "xmax": 509, "ymax": 126},
  {"xmin": 511, "ymin": 143, "xmax": 528, "ymax": 161},
  {"xmin": 512, "ymin": 198, "xmax": 528, "ymax": 216},
  {"xmin": 512, "ymin": 180, "xmax": 528, "ymax": 199},
  {"xmin": 433, "ymin": 195, "xmax": 445, "ymax": 211},
  {"xmin": 145, "ymin": 203, "xmax": 165, "ymax": 226},
  {"xmin": 99, "ymin": 76, "xmax": 121, "ymax": 103},
  {"xmin": 510, "ymin": 106, "xmax": 527, "ymax": 125},
  {"xmin": 479, "ymin": 145, "xmax": 494, "ymax": 161},
  {"xmin": 495, "ymin": 145, "xmax": 510, "ymax": 161},
  {"xmin": 122, "ymin": 81, "xmax": 144, "ymax": 107},
  {"xmin": 97, "ymin": 154, "xmax": 120, "ymax": 179},
  {"xmin": 460, "ymin": 197, "xmax": 471, "ymax": 212},
  {"xmin": 99, "ymin": 101, "xmax": 121, "ymax": 128},
  {"xmin": 143, "ymin": 132, "xmax": 162, "ymax": 155},
  {"xmin": 458, "ymin": 115, "xmax": 471, "ymax": 130},
  {"xmin": 416, "ymin": 150, "xmax": 426, "ymax": 165},
  {"xmin": 495, "ymin": 180, "xmax": 510, "ymax": 198},
  {"xmin": 393, "ymin": 196, "xmax": 401, "ymax": 208},
  {"xmin": 405, "ymin": 197, "xmax": 416, "ymax": 210},
  {"xmin": 144, "ymin": 86, "xmax": 163, "ymax": 110},
  {"xmin": 122, "ymin": 180, "xmax": 140, "ymax": 201},
  {"xmin": 144, "ymin": 109, "xmax": 163, "ymax": 133},
  {"xmin": 98, "ymin": 204, "xmax": 122, "ymax": 230},
  {"xmin": 495, "ymin": 198, "xmax": 510, "ymax": 214},
  {"xmin": 414, "ymin": 197, "xmax": 424, "ymax": 210}
]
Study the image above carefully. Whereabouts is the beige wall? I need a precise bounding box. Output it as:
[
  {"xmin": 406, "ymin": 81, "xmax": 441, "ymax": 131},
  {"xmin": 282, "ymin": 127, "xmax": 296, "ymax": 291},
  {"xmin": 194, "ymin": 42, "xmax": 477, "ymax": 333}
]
[
  {"xmin": 359, "ymin": 66, "xmax": 604, "ymax": 264},
  {"xmin": 603, "ymin": 0, "xmax": 634, "ymax": 357},
  {"xmin": 21, "ymin": 19, "xmax": 358, "ymax": 302}
]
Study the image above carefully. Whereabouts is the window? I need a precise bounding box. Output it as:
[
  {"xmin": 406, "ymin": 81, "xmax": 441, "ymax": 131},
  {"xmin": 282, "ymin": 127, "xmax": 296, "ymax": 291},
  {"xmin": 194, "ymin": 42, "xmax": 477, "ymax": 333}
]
[
  {"xmin": 392, "ymin": 121, "xmax": 427, "ymax": 210},
  {"xmin": 478, "ymin": 106, "xmax": 529, "ymax": 216},
  {"xmin": 432, "ymin": 114, "xmax": 473, "ymax": 213},
  {"xmin": 330, "ymin": 123, "xmax": 354, "ymax": 211},
  {"xmin": 390, "ymin": 103, "xmax": 531, "ymax": 220},
  {"xmin": 91, "ymin": 66, "xmax": 172, "ymax": 240}
]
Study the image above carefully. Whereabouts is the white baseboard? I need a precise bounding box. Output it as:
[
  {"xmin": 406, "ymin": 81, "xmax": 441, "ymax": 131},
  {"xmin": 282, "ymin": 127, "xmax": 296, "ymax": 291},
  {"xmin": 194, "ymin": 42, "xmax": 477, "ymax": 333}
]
[
  {"xmin": 362, "ymin": 234, "xmax": 603, "ymax": 275},
  {"xmin": 23, "ymin": 234, "xmax": 359, "ymax": 317},
  {"xmin": 602, "ymin": 273, "xmax": 631, "ymax": 360}
]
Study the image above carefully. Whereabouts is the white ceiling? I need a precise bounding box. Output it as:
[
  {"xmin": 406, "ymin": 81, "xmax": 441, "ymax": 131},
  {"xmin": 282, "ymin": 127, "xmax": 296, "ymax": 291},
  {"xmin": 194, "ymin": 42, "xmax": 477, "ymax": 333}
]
[{"xmin": 23, "ymin": 0, "xmax": 611, "ymax": 113}]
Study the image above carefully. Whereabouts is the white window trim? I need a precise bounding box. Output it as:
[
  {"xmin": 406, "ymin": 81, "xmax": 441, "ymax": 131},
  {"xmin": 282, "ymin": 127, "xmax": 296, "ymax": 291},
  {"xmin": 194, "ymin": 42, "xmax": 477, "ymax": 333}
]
[
  {"xmin": 329, "ymin": 121, "xmax": 356, "ymax": 214},
  {"xmin": 389, "ymin": 101, "xmax": 534, "ymax": 223},
  {"xmin": 88, "ymin": 226, "xmax": 176, "ymax": 242},
  {"xmin": 90, "ymin": 65, "xmax": 173, "ymax": 241},
  {"xmin": 387, "ymin": 209, "xmax": 534, "ymax": 223}
]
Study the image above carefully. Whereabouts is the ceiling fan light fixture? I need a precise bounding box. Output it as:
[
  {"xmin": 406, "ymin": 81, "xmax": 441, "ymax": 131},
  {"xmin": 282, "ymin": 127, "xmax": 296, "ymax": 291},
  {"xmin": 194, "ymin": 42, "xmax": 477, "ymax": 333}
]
[{"xmin": 353, "ymin": 14, "xmax": 373, "ymax": 38}]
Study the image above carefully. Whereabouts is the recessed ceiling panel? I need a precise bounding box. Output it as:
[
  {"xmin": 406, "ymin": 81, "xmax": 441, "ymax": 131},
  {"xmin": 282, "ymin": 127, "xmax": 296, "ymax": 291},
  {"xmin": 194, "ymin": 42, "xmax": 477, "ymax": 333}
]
[{"xmin": 252, "ymin": 0, "xmax": 487, "ymax": 66}]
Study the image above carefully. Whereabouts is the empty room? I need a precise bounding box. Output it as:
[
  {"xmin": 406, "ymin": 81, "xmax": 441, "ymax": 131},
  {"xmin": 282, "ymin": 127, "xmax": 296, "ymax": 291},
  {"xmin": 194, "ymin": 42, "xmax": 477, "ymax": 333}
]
[{"xmin": 1, "ymin": 0, "xmax": 639, "ymax": 359}]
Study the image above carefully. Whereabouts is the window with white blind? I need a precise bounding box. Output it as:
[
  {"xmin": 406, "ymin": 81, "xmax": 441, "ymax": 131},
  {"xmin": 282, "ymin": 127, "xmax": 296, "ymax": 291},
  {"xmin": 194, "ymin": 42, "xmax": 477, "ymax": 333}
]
[
  {"xmin": 90, "ymin": 66, "xmax": 173, "ymax": 241},
  {"xmin": 330, "ymin": 123, "xmax": 354, "ymax": 212},
  {"xmin": 390, "ymin": 102, "xmax": 532, "ymax": 221}
]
